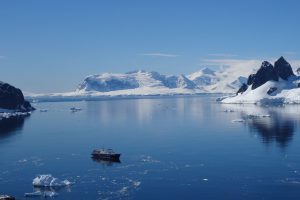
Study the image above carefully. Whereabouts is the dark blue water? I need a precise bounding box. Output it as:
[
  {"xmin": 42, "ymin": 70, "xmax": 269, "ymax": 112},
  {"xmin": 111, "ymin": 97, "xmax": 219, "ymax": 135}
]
[{"xmin": 1, "ymin": 96, "xmax": 300, "ymax": 199}]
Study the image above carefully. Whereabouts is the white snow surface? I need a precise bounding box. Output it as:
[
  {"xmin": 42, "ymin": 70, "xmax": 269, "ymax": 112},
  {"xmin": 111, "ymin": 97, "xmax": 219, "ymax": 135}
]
[
  {"xmin": 221, "ymin": 76, "xmax": 300, "ymax": 104},
  {"xmin": 77, "ymin": 70, "xmax": 197, "ymax": 92},
  {"xmin": 26, "ymin": 68, "xmax": 252, "ymax": 101}
]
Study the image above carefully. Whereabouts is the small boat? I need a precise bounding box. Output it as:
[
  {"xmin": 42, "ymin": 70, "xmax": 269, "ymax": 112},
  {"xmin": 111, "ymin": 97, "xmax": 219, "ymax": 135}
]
[{"xmin": 91, "ymin": 148, "xmax": 121, "ymax": 161}]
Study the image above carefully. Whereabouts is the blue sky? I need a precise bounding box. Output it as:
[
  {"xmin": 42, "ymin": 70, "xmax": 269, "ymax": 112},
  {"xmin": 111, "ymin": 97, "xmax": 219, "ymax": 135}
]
[{"xmin": 1, "ymin": 0, "xmax": 300, "ymax": 92}]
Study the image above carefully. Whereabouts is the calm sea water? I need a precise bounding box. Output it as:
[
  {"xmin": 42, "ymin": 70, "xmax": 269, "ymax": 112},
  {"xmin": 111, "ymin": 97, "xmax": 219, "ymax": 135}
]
[{"xmin": 1, "ymin": 95, "xmax": 300, "ymax": 200}]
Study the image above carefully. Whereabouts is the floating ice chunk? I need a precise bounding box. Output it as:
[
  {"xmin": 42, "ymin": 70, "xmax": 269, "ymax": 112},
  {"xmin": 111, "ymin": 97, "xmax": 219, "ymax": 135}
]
[
  {"xmin": 133, "ymin": 181, "xmax": 141, "ymax": 187},
  {"xmin": 18, "ymin": 159, "xmax": 28, "ymax": 163},
  {"xmin": 282, "ymin": 178, "xmax": 300, "ymax": 185},
  {"xmin": 0, "ymin": 111, "xmax": 31, "ymax": 119},
  {"xmin": 24, "ymin": 191, "xmax": 42, "ymax": 197},
  {"xmin": 246, "ymin": 114, "xmax": 271, "ymax": 119},
  {"xmin": 203, "ymin": 178, "xmax": 208, "ymax": 181},
  {"xmin": 231, "ymin": 119, "xmax": 245, "ymax": 123},
  {"xmin": 24, "ymin": 191, "xmax": 58, "ymax": 198},
  {"xmin": 32, "ymin": 174, "xmax": 72, "ymax": 187},
  {"xmin": 119, "ymin": 186, "xmax": 129, "ymax": 194}
]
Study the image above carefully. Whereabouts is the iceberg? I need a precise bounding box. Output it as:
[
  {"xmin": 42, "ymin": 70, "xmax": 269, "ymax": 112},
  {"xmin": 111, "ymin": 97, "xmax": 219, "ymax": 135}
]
[{"xmin": 32, "ymin": 174, "xmax": 72, "ymax": 187}]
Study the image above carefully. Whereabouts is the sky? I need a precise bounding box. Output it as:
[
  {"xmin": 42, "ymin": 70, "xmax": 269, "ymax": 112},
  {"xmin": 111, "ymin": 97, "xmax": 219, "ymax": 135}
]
[{"xmin": 1, "ymin": 0, "xmax": 300, "ymax": 93}]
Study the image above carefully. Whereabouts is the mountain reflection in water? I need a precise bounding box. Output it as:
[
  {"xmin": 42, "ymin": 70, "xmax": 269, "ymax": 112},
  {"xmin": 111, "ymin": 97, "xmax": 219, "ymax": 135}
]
[
  {"xmin": 222, "ymin": 104, "xmax": 300, "ymax": 148},
  {"xmin": 0, "ymin": 116, "xmax": 28, "ymax": 139},
  {"xmin": 247, "ymin": 111, "xmax": 295, "ymax": 148}
]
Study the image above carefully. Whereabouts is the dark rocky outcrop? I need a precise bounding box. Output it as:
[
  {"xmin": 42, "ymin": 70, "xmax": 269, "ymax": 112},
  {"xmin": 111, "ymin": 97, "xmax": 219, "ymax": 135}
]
[
  {"xmin": 267, "ymin": 87, "xmax": 277, "ymax": 95},
  {"xmin": 236, "ymin": 83, "xmax": 248, "ymax": 94},
  {"xmin": 236, "ymin": 56, "xmax": 297, "ymax": 94},
  {"xmin": 247, "ymin": 74, "xmax": 256, "ymax": 85},
  {"xmin": 251, "ymin": 61, "xmax": 278, "ymax": 90},
  {"xmin": 274, "ymin": 56, "xmax": 295, "ymax": 80},
  {"xmin": 0, "ymin": 82, "xmax": 34, "ymax": 111},
  {"xmin": 296, "ymin": 67, "xmax": 300, "ymax": 75}
]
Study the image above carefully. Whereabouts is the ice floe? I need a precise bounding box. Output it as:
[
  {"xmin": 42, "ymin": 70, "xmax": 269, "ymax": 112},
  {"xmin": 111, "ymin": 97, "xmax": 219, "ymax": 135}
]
[
  {"xmin": 0, "ymin": 111, "xmax": 31, "ymax": 120},
  {"xmin": 231, "ymin": 119, "xmax": 245, "ymax": 123},
  {"xmin": 32, "ymin": 174, "xmax": 73, "ymax": 187}
]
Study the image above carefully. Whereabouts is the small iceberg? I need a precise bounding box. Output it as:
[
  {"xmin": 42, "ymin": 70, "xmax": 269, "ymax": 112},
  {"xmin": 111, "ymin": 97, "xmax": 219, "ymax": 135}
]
[
  {"xmin": 32, "ymin": 174, "xmax": 72, "ymax": 187},
  {"xmin": 246, "ymin": 114, "xmax": 271, "ymax": 119},
  {"xmin": 0, "ymin": 112, "xmax": 31, "ymax": 120},
  {"xmin": 231, "ymin": 119, "xmax": 245, "ymax": 123}
]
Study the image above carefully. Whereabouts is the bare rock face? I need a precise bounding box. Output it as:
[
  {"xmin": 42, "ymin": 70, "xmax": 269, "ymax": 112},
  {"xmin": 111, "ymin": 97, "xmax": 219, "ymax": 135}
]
[
  {"xmin": 236, "ymin": 83, "xmax": 248, "ymax": 94},
  {"xmin": 274, "ymin": 56, "xmax": 295, "ymax": 80},
  {"xmin": 247, "ymin": 74, "xmax": 256, "ymax": 85},
  {"xmin": 296, "ymin": 67, "xmax": 300, "ymax": 75},
  {"xmin": 251, "ymin": 61, "xmax": 278, "ymax": 90},
  {"xmin": 267, "ymin": 87, "xmax": 277, "ymax": 95},
  {"xmin": 0, "ymin": 82, "xmax": 34, "ymax": 111},
  {"xmin": 236, "ymin": 56, "xmax": 297, "ymax": 94}
]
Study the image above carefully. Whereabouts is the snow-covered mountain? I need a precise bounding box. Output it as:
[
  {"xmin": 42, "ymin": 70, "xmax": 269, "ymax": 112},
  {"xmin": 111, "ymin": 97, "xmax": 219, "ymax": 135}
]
[
  {"xmin": 76, "ymin": 67, "xmax": 250, "ymax": 94},
  {"xmin": 26, "ymin": 65, "xmax": 260, "ymax": 102},
  {"xmin": 77, "ymin": 70, "xmax": 197, "ymax": 92},
  {"xmin": 221, "ymin": 57, "xmax": 300, "ymax": 104},
  {"xmin": 188, "ymin": 68, "xmax": 219, "ymax": 86},
  {"xmin": 188, "ymin": 67, "xmax": 251, "ymax": 93}
]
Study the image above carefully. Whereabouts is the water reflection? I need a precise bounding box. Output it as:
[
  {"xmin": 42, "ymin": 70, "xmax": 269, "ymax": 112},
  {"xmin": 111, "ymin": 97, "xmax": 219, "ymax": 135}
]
[
  {"xmin": 247, "ymin": 111, "xmax": 295, "ymax": 148},
  {"xmin": 85, "ymin": 97, "xmax": 208, "ymax": 125},
  {"xmin": 91, "ymin": 157, "xmax": 121, "ymax": 166},
  {"xmin": 0, "ymin": 116, "xmax": 28, "ymax": 140},
  {"xmin": 222, "ymin": 104, "xmax": 299, "ymax": 148}
]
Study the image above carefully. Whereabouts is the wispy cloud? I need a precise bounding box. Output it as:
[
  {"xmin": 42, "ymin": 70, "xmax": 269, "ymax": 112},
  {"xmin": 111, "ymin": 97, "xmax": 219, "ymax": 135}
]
[
  {"xmin": 140, "ymin": 53, "xmax": 179, "ymax": 57},
  {"xmin": 201, "ymin": 58, "xmax": 261, "ymax": 69},
  {"xmin": 207, "ymin": 53, "xmax": 238, "ymax": 57},
  {"xmin": 201, "ymin": 58, "xmax": 300, "ymax": 73}
]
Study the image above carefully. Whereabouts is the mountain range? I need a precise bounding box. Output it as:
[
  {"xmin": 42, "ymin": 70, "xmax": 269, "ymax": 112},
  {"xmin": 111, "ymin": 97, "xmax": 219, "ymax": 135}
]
[
  {"xmin": 26, "ymin": 57, "xmax": 300, "ymax": 103},
  {"xmin": 76, "ymin": 67, "xmax": 253, "ymax": 94}
]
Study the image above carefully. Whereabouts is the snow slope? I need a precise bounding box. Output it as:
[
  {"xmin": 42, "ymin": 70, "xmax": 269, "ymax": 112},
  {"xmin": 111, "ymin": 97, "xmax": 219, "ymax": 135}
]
[
  {"xmin": 221, "ymin": 57, "xmax": 300, "ymax": 104},
  {"xmin": 188, "ymin": 67, "xmax": 253, "ymax": 93},
  {"xmin": 221, "ymin": 76, "xmax": 300, "ymax": 104},
  {"xmin": 77, "ymin": 70, "xmax": 197, "ymax": 92}
]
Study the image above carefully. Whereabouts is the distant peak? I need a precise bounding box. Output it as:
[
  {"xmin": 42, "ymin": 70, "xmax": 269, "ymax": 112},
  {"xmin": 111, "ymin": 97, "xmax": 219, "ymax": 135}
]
[
  {"xmin": 199, "ymin": 67, "xmax": 215, "ymax": 75},
  {"xmin": 276, "ymin": 56, "xmax": 288, "ymax": 64},
  {"xmin": 261, "ymin": 61, "xmax": 273, "ymax": 68}
]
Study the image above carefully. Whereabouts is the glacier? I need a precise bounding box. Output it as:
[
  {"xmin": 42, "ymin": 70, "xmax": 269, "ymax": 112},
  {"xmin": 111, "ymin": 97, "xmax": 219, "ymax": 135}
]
[{"xmin": 25, "ymin": 68, "xmax": 249, "ymax": 102}]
